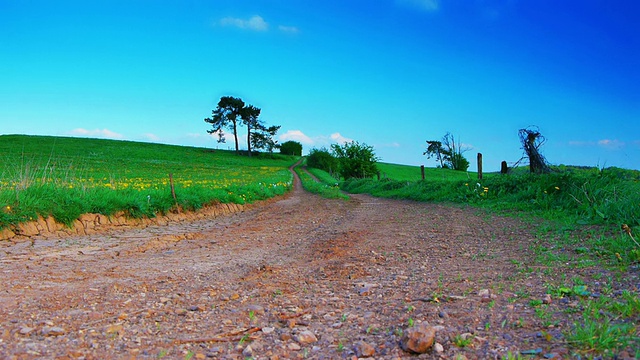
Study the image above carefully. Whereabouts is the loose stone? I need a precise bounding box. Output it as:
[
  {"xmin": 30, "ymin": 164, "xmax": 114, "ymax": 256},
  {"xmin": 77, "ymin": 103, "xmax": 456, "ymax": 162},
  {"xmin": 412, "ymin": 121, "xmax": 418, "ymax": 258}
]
[
  {"xmin": 400, "ymin": 323, "xmax": 436, "ymax": 354},
  {"xmin": 294, "ymin": 330, "xmax": 318, "ymax": 344},
  {"xmin": 353, "ymin": 341, "xmax": 376, "ymax": 357}
]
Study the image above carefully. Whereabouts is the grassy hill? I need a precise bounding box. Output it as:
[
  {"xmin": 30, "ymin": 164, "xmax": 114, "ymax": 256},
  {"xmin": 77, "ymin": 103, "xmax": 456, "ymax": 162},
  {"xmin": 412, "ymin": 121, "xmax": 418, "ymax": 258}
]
[
  {"xmin": 376, "ymin": 162, "xmax": 482, "ymax": 182},
  {"xmin": 0, "ymin": 135, "xmax": 297, "ymax": 228}
]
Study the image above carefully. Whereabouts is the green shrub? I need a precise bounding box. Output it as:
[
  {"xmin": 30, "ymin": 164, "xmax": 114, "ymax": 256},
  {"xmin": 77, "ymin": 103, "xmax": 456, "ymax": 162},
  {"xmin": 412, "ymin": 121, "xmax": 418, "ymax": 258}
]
[
  {"xmin": 306, "ymin": 148, "xmax": 338, "ymax": 174},
  {"xmin": 331, "ymin": 141, "xmax": 379, "ymax": 179}
]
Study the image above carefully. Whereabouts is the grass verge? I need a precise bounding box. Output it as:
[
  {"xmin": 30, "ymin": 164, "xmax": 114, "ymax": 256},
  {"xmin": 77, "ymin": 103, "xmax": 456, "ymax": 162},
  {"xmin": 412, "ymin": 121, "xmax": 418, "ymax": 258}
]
[{"xmin": 295, "ymin": 166, "xmax": 347, "ymax": 200}]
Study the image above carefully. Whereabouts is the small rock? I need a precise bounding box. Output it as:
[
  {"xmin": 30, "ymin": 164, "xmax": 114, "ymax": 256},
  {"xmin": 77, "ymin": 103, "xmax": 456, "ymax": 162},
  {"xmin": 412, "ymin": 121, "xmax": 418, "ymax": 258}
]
[
  {"xmin": 175, "ymin": 309, "xmax": 187, "ymax": 316},
  {"xmin": 294, "ymin": 330, "xmax": 318, "ymax": 344},
  {"xmin": 247, "ymin": 304, "xmax": 265, "ymax": 315},
  {"xmin": 354, "ymin": 341, "xmax": 375, "ymax": 357},
  {"xmin": 42, "ymin": 326, "xmax": 66, "ymax": 336},
  {"xmin": 262, "ymin": 327, "xmax": 275, "ymax": 334},
  {"xmin": 543, "ymin": 294, "xmax": 552, "ymax": 304},
  {"xmin": 230, "ymin": 293, "xmax": 240, "ymax": 300},
  {"xmin": 478, "ymin": 289, "xmax": 490, "ymax": 297},
  {"xmin": 434, "ymin": 342, "xmax": 444, "ymax": 353},
  {"xmin": 460, "ymin": 332, "xmax": 474, "ymax": 340},
  {"xmin": 159, "ymin": 297, "xmax": 171, "ymax": 304},
  {"xmin": 359, "ymin": 286, "xmax": 372, "ymax": 296},
  {"xmin": 19, "ymin": 326, "xmax": 34, "ymax": 335},
  {"xmin": 242, "ymin": 345, "xmax": 254, "ymax": 357},
  {"xmin": 287, "ymin": 342, "xmax": 301, "ymax": 351},
  {"xmin": 187, "ymin": 305, "xmax": 199, "ymax": 311},
  {"xmin": 400, "ymin": 323, "xmax": 436, "ymax": 354}
]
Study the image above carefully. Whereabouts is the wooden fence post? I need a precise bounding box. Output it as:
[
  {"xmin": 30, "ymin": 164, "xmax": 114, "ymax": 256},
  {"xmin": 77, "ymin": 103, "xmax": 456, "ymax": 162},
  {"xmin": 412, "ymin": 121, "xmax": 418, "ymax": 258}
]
[
  {"xmin": 501, "ymin": 161, "xmax": 508, "ymax": 174},
  {"xmin": 477, "ymin": 153, "xmax": 483, "ymax": 180},
  {"xmin": 420, "ymin": 165, "xmax": 425, "ymax": 180},
  {"xmin": 169, "ymin": 173, "xmax": 179, "ymax": 212}
]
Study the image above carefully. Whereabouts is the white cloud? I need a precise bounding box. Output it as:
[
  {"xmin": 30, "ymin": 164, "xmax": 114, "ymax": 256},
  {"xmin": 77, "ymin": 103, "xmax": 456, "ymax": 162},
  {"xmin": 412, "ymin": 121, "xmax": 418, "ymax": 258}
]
[
  {"xmin": 143, "ymin": 133, "xmax": 160, "ymax": 142},
  {"xmin": 598, "ymin": 139, "xmax": 625, "ymax": 150},
  {"xmin": 278, "ymin": 130, "xmax": 356, "ymax": 148},
  {"xmin": 278, "ymin": 25, "xmax": 299, "ymax": 34},
  {"xmin": 279, "ymin": 130, "xmax": 314, "ymax": 145},
  {"xmin": 68, "ymin": 128, "xmax": 124, "ymax": 139},
  {"xmin": 397, "ymin": 0, "xmax": 440, "ymax": 12},
  {"xmin": 330, "ymin": 132, "xmax": 353, "ymax": 144},
  {"xmin": 569, "ymin": 140, "xmax": 596, "ymax": 146},
  {"xmin": 220, "ymin": 15, "xmax": 268, "ymax": 31}
]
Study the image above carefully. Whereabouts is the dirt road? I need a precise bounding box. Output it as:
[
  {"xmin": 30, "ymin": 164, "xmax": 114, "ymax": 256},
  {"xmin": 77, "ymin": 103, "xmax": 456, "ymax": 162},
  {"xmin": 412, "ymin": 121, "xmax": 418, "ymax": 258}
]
[{"xmin": 0, "ymin": 169, "xmax": 626, "ymax": 359}]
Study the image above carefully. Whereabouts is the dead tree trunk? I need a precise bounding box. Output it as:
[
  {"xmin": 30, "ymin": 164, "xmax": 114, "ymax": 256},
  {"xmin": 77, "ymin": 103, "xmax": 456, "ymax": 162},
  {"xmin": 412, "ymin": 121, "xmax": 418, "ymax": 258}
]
[{"xmin": 519, "ymin": 128, "xmax": 551, "ymax": 174}]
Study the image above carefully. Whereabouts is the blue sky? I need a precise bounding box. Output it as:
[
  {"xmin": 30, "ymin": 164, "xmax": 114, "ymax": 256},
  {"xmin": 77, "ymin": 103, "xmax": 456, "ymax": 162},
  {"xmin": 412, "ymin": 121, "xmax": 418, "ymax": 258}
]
[{"xmin": 1, "ymin": 0, "xmax": 638, "ymax": 171}]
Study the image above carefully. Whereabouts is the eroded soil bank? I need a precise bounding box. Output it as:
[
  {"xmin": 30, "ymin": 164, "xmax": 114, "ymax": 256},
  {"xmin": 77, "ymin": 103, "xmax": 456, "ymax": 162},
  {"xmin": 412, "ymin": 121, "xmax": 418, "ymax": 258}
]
[{"xmin": 1, "ymin": 174, "xmax": 637, "ymax": 359}]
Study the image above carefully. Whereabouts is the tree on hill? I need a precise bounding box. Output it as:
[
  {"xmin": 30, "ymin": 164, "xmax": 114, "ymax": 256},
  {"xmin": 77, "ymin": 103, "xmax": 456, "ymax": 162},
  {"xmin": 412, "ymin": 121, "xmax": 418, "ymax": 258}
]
[
  {"xmin": 280, "ymin": 141, "xmax": 303, "ymax": 156},
  {"xmin": 205, "ymin": 96, "xmax": 281, "ymax": 156},
  {"xmin": 204, "ymin": 96, "xmax": 245, "ymax": 153},
  {"xmin": 424, "ymin": 132, "xmax": 469, "ymax": 171},
  {"xmin": 331, "ymin": 141, "xmax": 379, "ymax": 179},
  {"xmin": 441, "ymin": 132, "xmax": 470, "ymax": 171}
]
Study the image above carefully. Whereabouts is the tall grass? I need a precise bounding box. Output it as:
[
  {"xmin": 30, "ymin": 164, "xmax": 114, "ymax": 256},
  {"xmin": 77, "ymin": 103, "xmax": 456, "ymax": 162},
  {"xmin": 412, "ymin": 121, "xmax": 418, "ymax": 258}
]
[
  {"xmin": 0, "ymin": 135, "xmax": 296, "ymax": 229},
  {"xmin": 342, "ymin": 166, "xmax": 640, "ymax": 227}
]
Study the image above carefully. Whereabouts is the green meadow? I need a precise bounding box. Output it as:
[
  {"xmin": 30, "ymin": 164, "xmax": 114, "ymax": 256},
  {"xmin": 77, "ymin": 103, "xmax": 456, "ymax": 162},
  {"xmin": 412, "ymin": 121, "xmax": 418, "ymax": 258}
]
[{"xmin": 0, "ymin": 135, "xmax": 296, "ymax": 228}]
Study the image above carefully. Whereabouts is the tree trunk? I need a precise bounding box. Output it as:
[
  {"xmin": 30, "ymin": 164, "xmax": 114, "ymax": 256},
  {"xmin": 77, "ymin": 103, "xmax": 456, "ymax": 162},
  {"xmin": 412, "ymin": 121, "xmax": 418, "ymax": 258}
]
[
  {"xmin": 247, "ymin": 123, "xmax": 252, "ymax": 157},
  {"xmin": 232, "ymin": 121, "xmax": 239, "ymax": 154}
]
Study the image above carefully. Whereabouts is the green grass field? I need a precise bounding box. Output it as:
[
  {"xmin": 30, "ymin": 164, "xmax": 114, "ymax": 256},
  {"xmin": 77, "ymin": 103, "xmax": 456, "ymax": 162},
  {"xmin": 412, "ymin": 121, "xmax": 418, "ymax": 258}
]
[
  {"xmin": 0, "ymin": 135, "xmax": 297, "ymax": 228},
  {"xmin": 376, "ymin": 162, "xmax": 483, "ymax": 182}
]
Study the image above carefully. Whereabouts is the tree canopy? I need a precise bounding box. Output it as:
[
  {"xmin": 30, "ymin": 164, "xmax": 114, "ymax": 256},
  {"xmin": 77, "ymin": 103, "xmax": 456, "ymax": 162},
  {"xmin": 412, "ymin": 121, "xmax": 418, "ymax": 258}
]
[{"xmin": 280, "ymin": 141, "xmax": 303, "ymax": 156}]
